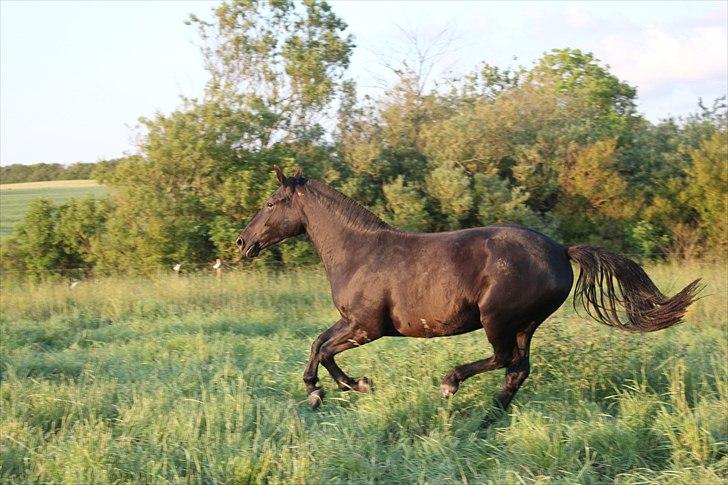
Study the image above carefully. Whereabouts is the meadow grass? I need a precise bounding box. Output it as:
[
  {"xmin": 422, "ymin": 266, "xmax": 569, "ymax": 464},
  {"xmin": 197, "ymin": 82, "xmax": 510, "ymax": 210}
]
[
  {"xmin": 0, "ymin": 263, "xmax": 726, "ymax": 484},
  {"xmin": 0, "ymin": 180, "xmax": 108, "ymax": 238}
]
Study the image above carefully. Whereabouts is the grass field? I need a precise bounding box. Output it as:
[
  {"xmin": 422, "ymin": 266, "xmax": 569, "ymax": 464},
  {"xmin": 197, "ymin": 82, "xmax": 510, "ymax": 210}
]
[
  {"xmin": 1, "ymin": 264, "xmax": 726, "ymax": 483},
  {"xmin": 0, "ymin": 180, "xmax": 108, "ymax": 238}
]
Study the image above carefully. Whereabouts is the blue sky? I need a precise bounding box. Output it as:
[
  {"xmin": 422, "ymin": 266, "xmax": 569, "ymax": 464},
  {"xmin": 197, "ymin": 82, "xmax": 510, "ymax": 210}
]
[{"xmin": 1, "ymin": 0, "xmax": 726, "ymax": 166}]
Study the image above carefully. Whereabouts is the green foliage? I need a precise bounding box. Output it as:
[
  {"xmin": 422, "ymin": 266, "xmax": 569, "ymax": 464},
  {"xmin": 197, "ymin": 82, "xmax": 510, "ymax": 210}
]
[
  {"xmin": 4, "ymin": 1, "xmax": 726, "ymax": 278},
  {"xmin": 189, "ymin": 0, "xmax": 353, "ymax": 142},
  {"xmin": 7, "ymin": 199, "xmax": 64, "ymax": 279},
  {"xmin": 684, "ymin": 131, "xmax": 728, "ymax": 256},
  {"xmin": 1, "ymin": 197, "xmax": 109, "ymax": 280},
  {"xmin": 532, "ymin": 48, "xmax": 637, "ymax": 120},
  {"xmin": 382, "ymin": 175, "xmax": 429, "ymax": 231},
  {"xmin": 1, "ymin": 162, "xmax": 94, "ymax": 184},
  {"xmin": 555, "ymin": 139, "xmax": 632, "ymax": 246},
  {"xmin": 472, "ymin": 173, "xmax": 555, "ymax": 235},
  {"xmin": 73, "ymin": 0, "xmax": 354, "ymax": 275},
  {"xmin": 0, "ymin": 159, "xmax": 125, "ymax": 184},
  {"xmin": 426, "ymin": 165, "xmax": 473, "ymax": 229},
  {"xmin": 55, "ymin": 198, "xmax": 111, "ymax": 269},
  {"xmin": 625, "ymin": 220, "xmax": 671, "ymax": 262}
]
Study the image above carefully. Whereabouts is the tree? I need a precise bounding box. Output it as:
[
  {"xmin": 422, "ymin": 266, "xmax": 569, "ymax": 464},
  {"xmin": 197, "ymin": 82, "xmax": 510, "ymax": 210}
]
[
  {"xmin": 189, "ymin": 0, "xmax": 354, "ymax": 145},
  {"xmin": 56, "ymin": 198, "xmax": 110, "ymax": 270},
  {"xmin": 93, "ymin": 0, "xmax": 354, "ymax": 272},
  {"xmin": 382, "ymin": 175, "xmax": 428, "ymax": 231},
  {"xmin": 7, "ymin": 199, "xmax": 62, "ymax": 280},
  {"xmin": 2, "ymin": 198, "xmax": 109, "ymax": 280},
  {"xmin": 425, "ymin": 165, "xmax": 473, "ymax": 229},
  {"xmin": 531, "ymin": 48, "xmax": 637, "ymax": 119},
  {"xmin": 555, "ymin": 139, "xmax": 632, "ymax": 247},
  {"xmin": 472, "ymin": 173, "xmax": 554, "ymax": 235},
  {"xmin": 685, "ymin": 131, "xmax": 728, "ymax": 256}
]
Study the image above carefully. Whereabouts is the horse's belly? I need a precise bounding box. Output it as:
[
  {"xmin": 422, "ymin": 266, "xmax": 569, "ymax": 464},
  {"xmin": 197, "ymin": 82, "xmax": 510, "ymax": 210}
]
[{"xmin": 388, "ymin": 300, "xmax": 481, "ymax": 337}]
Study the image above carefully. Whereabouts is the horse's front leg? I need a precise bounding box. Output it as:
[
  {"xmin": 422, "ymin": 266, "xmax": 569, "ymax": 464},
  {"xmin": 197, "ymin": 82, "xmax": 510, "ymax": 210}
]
[
  {"xmin": 303, "ymin": 318, "xmax": 380, "ymax": 408},
  {"xmin": 302, "ymin": 322, "xmax": 339, "ymax": 408}
]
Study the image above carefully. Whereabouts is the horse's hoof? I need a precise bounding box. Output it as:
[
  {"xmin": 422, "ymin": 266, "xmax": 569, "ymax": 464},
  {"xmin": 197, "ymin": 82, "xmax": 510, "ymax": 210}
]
[
  {"xmin": 308, "ymin": 389, "xmax": 324, "ymax": 409},
  {"xmin": 440, "ymin": 381, "xmax": 459, "ymax": 398},
  {"xmin": 356, "ymin": 377, "xmax": 373, "ymax": 393}
]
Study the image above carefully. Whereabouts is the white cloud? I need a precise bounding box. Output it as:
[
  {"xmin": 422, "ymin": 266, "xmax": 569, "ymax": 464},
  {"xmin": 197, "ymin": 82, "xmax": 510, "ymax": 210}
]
[
  {"xmin": 564, "ymin": 8, "xmax": 597, "ymax": 30},
  {"xmin": 599, "ymin": 24, "xmax": 727, "ymax": 94}
]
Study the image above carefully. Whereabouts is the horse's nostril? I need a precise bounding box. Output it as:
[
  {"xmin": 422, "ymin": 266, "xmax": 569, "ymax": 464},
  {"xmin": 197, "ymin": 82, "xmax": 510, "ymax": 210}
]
[{"xmin": 236, "ymin": 237, "xmax": 244, "ymax": 248}]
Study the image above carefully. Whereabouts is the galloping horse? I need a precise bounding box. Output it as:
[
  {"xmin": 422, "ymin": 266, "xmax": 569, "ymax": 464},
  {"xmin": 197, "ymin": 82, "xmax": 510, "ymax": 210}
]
[{"xmin": 237, "ymin": 166, "xmax": 701, "ymax": 411}]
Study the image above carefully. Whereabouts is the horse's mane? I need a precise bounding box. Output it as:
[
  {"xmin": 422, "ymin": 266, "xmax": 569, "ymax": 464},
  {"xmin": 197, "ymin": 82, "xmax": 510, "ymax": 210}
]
[{"xmin": 304, "ymin": 180, "xmax": 392, "ymax": 232}]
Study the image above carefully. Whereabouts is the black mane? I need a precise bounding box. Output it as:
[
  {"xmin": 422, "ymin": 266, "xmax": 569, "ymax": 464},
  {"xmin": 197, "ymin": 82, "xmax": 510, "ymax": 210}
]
[{"xmin": 304, "ymin": 180, "xmax": 392, "ymax": 232}]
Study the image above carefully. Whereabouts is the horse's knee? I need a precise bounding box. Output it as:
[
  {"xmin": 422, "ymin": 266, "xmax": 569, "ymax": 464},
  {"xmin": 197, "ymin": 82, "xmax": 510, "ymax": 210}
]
[
  {"xmin": 510, "ymin": 354, "xmax": 530, "ymax": 374},
  {"xmin": 303, "ymin": 369, "xmax": 317, "ymax": 384},
  {"xmin": 310, "ymin": 333, "xmax": 328, "ymax": 354},
  {"xmin": 317, "ymin": 342, "xmax": 333, "ymax": 364},
  {"xmin": 503, "ymin": 361, "xmax": 530, "ymax": 390},
  {"xmin": 493, "ymin": 351, "xmax": 513, "ymax": 369}
]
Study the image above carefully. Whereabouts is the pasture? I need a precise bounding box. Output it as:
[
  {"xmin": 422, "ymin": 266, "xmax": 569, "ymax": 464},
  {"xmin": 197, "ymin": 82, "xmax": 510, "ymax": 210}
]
[
  {"xmin": 0, "ymin": 180, "xmax": 108, "ymax": 237},
  {"xmin": 0, "ymin": 263, "xmax": 726, "ymax": 483}
]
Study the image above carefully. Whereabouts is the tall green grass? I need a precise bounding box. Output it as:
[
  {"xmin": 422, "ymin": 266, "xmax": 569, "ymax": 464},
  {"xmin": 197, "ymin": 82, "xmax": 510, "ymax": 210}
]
[{"xmin": 1, "ymin": 264, "xmax": 726, "ymax": 483}]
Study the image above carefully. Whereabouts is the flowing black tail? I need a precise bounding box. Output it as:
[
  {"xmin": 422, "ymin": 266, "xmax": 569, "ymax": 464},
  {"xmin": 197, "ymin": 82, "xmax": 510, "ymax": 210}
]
[{"xmin": 567, "ymin": 245, "xmax": 703, "ymax": 332}]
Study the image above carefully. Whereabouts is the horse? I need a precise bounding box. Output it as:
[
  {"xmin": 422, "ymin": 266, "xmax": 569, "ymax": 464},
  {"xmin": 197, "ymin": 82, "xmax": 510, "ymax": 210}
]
[{"xmin": 236, "ymin": 166, "xmax": 702, "ymax": 412}]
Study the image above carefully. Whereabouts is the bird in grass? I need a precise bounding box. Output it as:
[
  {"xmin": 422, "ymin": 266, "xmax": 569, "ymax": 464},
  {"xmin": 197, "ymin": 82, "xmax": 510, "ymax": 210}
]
[
  {"xmin": 213, "ymin": 258, "xmax": 222, "ymax": 270},
  {"xmin": 173, "ymin": 263, "xmax": 182, "ymax": 273}
]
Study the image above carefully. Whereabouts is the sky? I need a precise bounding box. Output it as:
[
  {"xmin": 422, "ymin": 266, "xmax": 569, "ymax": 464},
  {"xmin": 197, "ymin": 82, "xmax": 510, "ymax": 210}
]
[{"xmin": 1, "ymin": 1, "xmax": 726, "ymax": 166}]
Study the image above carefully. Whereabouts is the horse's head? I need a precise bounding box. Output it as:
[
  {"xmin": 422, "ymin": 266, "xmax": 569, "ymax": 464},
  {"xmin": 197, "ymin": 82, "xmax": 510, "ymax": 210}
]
[{"xmin": 236, "ymin": 165, "xmax": 307, "ymax": 258}]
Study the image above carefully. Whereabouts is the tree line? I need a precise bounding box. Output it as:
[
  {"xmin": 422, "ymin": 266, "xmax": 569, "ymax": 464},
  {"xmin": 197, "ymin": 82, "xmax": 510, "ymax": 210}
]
[
  {"xmin": 0, "ymin": 159, "xmax": 124, "ymax": 184},
  {"xmin": 1, "ymin": 162, "xmax": 100, "ymax": 184},
  {"xmin": 1, "ymin": 0, "xmax": 726, "ymax": 281}
]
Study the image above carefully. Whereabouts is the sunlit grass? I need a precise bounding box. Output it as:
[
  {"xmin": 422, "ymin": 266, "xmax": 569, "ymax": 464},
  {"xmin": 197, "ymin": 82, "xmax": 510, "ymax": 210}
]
[{"xmin": 1, "ymin": 263, "xmax": 726, "ymax": 483}]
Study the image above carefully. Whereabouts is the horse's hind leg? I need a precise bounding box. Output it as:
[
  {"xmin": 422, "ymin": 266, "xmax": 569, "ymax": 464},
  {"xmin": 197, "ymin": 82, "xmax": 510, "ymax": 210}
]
[
  {"xmin": 495, "ymin": 356, "xmax": 530, "ymax": 410},
  {"xmin": 494, "ymin": 328, "xmax": 534, "ymax": 411},
  {"xmin": 440, "ymin": 353, "xmax": 509, "ymax": 397},
  {"xmin": 440, "ymin": 313, "xmax": 539, "ymax": 407}
]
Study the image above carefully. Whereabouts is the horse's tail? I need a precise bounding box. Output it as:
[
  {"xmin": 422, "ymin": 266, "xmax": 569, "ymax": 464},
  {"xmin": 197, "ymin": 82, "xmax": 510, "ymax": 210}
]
[{"xmin": 567, "ymin": 245, "xmax": 702, "ymax": 332}]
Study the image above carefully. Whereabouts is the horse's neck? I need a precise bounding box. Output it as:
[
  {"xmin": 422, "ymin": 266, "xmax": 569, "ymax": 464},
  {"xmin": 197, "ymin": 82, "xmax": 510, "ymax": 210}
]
[{"xmin": 301, "ymin": 197, "xmax": 385, "ymax": 278}]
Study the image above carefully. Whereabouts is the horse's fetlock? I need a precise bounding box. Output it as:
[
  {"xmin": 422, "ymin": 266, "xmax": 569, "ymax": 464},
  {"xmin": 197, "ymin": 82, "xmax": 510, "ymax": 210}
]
[
  {"xmin": 440, "ymin": 380, "xmax": 459, "ymax": 398},
  {"xmin": 308, "ymin": 388, "xmax": 324, "ymax": 409},
  {"xmin": 355, "ymin": 377, "xmax": 372, "ymax": 392}
]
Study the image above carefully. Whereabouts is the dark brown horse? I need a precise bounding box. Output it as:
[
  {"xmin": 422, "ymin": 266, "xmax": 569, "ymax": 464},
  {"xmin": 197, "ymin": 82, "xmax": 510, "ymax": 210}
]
[{"xmin": 237, "ymin": 166, "xmax": 702, "ymax": 412}]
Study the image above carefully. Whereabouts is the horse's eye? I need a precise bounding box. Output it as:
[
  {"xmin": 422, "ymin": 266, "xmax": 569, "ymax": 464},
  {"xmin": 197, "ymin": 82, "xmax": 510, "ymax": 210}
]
[{"xmin": 266, "ymin": 202, "xmax": 274, "ymax": 207}]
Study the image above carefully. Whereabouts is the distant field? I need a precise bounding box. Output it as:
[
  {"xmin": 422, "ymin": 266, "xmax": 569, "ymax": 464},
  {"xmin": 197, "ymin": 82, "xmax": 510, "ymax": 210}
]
[{"xmin": 0, "ymin": 180, "xmax": 108, "ymax": 238}]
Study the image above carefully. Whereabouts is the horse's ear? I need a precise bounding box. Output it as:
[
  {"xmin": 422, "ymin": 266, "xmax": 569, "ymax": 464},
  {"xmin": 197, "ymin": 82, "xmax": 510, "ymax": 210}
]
[
  {"xmin": 294, "ymin": 167, "xmax": 303, "ymax": 178},
  {"xmin": 273, "ymin": 165, "xmax": 286, "ymax": 185}
]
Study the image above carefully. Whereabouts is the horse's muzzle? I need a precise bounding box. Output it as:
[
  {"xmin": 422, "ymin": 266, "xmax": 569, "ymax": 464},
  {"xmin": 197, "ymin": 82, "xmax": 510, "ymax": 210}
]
[
  {"xmin": 236, "ymin": 237, "xmax": 260, "ymax": 258},
  {"xmin": 244, "ymin": 242, "xmax": 261, "ymax": 259}
]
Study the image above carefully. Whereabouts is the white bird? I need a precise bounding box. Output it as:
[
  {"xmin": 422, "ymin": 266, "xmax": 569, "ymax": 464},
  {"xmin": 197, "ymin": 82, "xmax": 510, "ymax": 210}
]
[
  {"xmin": 69, "ymin": 281, "xmax": 80, "ymax": 289},
  {"xmin": 173, "ymin": 263, "xmax": 182, "ymax": 272},
  {"xmin": 213, "ymin": 258, "xmax": 222, "ymax": 270}
]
